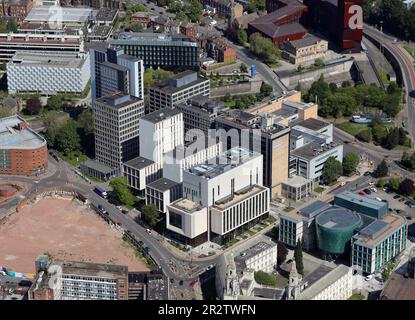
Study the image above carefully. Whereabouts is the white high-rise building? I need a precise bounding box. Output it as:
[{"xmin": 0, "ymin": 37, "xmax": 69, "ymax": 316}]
[{"xmin": 139, "ymin": 108, "xmax": 184, "ymax": 164}]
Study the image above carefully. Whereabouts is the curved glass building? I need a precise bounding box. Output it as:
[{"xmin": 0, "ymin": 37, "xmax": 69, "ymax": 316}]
[{"xmin": 316, "ymin": 207, "xmax": 362, "ymax": 255}]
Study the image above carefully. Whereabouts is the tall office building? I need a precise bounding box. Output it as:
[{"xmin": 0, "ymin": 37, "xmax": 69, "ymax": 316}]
[
  {"xmin": 90, "ymin": 46, "xmax": 144, "ymax": 101},
  {"xmin": 93, "ymin": 92, "xmax": 144, "ymax": 170},
  {"xmin": 149, "ymin": 71, "xmax": 210, "ymax": 113}
]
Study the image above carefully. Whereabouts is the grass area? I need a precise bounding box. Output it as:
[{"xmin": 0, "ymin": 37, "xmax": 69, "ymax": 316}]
[
  {"xmin": 314, "ymin": 186, "xmax": 325, "ymax": 193},
  {"xmin": 59, "ymin": 151, "xmax": 88, "ymax": 167},
  {"xmin": 225, "ymin": 100, "xmax": 236, "ymax": 108},
  {"xmin": 283, "ymin": 206, "xmax": 294, "ymax": 212},
  {"xmin": 222, "ymin": 237, "xmax": 240, "ymax": 250},
  {"xmin": 348, "ymin": 293, "xmax": 366, "ymax": 300},
  {"xmin": 336, "ymin": 121, "xmax": 369, "ymax": 136},
  {"xmin": 376, "ymin": 65, "xmax": 391, "ymax": 86},
  {"xmin": 404, "ymin": 46, "xmax": 415, "ymax": 59},
  {"xmin": 254, "ymin": 271, "xmax": 277, "ymax": 287}
]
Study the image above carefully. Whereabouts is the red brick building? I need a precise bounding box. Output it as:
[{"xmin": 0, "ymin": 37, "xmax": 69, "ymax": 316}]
[
  {"xmin": 179, "ymin": 23, "xmax": 197, "ymax": 41},
  {"xmin": 1, "ymin": 0, "xmax": 33, "ymax": 22},
  {"xmin": 0, "ymin": 116, "xmax": 48, "ymax": 176},
  {"xmin": 206, "ymin": 37, "xmax": 237, "ymax": 64},
  {"xmin": 248, "ymin": 0, "xmax": 308, "ymax": 48}
]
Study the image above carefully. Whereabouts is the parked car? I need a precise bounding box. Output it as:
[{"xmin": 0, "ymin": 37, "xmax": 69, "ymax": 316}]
[
  {"xmin": 399, "ymin": 198, "xmax": 405, "ymax": 202},
  {"xmin": 98, "ymin": 204, "xmax": 107, "ymax": 214},
  {"xmin": 368, "ymin": 182, "xmax": 375, "ymax": 186},
  {"xmin": 358, "ymin": 191, "xmax": 366, "ymax": 196},
  {"xmin": 375, "ymin": 197, "xmax": 382, "ymax": 202},
  {"xmin": 363, "ymin": 188, "xmax": 372, "ymax": 195},
  {"xmin": 365, "ymin": 274, "xmax": 374, "ymax": 281},
  {"xmin": 364, "ymin": 171, "xmax": 371, "ymax": 176},
  {"xmin": 393, "ymin": 195, "xmax": 401, "ymax": 199},
  {"xmin": 371, "ymin": 187, "xmax": 378, "ymax": 193}
]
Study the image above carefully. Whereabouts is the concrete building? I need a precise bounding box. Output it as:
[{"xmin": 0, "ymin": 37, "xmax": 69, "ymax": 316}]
[
  {"xmin": 234, "ymin": 241, "xmax": 277, "ymax": 273},
  {"xmin": 0, "ymin": 33, "xmax": 84, "ymax": 63},
  {"xmin": 0, "ymin": 115, "xmax": 47, "ymax": 176},
  {"xmin": 176, "ymin": 95, "xmax": 226, "ymax": 140},
  {"xmin": 145, "ymin": 177, "xmax": 182, "ymax": 213},
  {"xmin": 290, "ymin": 123, "xmax": 343, "ymax": 183},
  {"xmin": 279, "ymin": 200, "xmax": 331, "ymax": 250},
  {"xmin": 28, "ymin": 260, "xmax": 129, "ymax": 300},
  {"xmin": 122, "ymin": 156, "xmax": 162, "ymax": 195},
  {"xmin": 139, "ymin": 108, "xmax": 184, "ymax": 164},
  {"xmin": 148, "ymin": 71, "xmax": 210, "ymax": 113},
  {"xmin": 168, "ymin": 147, "xmax": 269, "ymax": 245},
  {"xmin": 216, "ymin": 110, "xmax": 291, "ymax": 198},
  {"xmin": 352, "ymin": 214, "xmax": 407, "ymax": 274},
  {"xmin": 111, "ymin": 32, "xmax": 200, "ymax": 70},
  {"xmin": 287, "ymin": 263, "xmax": 353, "ymax": 300},
  {"xmin": 334, "ymin": 191, "xmax": 389, "ymax": 219},
  {"xmin": 7, "ymin": 51, "xmax": 90, "ymax": 94},
  {"xmin": 281, "ymin": 175, "xmax": 313, "ymax": 201},
  {"xmin": 60, "ymin": 0, "xmax": 124, "ymax": 10},
  {"xmin": 93, "ymin": 92, "xmax": 144, "ymax": 171},
  {"xmin": 24, "ymin": 6, "xmax": 93, "ymax": 26},
  {"xmin": 282, "ymin": 35, "xmax": 328, "ymax": 65},
  {"xmin": 201, "ymin": 0, "xmax": 243, "ymax": 18},
  {"xmin": 90, "ymin": 47, "xmax": 144, "ymax": 101}
]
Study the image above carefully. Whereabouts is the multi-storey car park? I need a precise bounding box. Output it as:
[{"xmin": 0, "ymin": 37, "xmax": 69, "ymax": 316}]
[{"xmin": 0, "ymin": 116, "xmax": 48, "ymax": 176}]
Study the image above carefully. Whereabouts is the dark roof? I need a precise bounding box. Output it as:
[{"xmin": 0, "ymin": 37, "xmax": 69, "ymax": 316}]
[
  {"xmin": 291, "ymin": 141, "xmax": 339, "ymax": 160},
  {"xmin": 302, "ymin": 264, "xmax": 333, "ymax": 288},
  {"xmin": 380, "ymin": 272, "xmax": 415, "ymax": 300},
  {"xmin": 285, "ymin": 34, "xmax": 324, "ymax": 49},
  {"xmin": 95, "ymin": 8, "xmax": 118, "ymax": 22},
  {"xmin": 299, "ymin": 200, "xmax": 331, "ymax": 218},
  {"xmin": 123, "ymin": 156, "xmax": 155, "ymax": 170},
  {"xmin": 140, "ymin": 108, "xmax": 182, "ymax": 123},
  {"xmin": 297, "ymin": 118, "xmax": 330, "ymax": 131},
  {"xmin": 315, "ymin": 206, "xmax": 362, "ymax": 230},
  {"xmin": 147, "ymin": 178, "xmax": 180, "ymax": 192},
  {"xmin": 250, "ymin": 21, "xmax": 307, "ymax": 39}
]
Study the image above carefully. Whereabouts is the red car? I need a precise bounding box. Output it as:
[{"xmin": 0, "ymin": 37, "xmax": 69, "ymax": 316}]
[
  {"xmin": 358, "ymin": 191, "xmax": 365, "ymax": 196},
  {"xmin": 116, "ymin": 222, "xmax": 123, "ymax": 227},
  {"xmin": 190, "ymin": 280, "xmax": 198, "ymax": 287}
]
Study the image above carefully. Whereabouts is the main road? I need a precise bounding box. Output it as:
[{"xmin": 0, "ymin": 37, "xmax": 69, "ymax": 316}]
[{"xmin": 364, "ymin": 24, "xmax": 415, "ymax": 143}]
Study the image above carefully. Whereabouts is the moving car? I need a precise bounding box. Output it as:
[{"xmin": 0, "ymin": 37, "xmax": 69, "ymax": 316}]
[
  {"xmin": 94, "ymin": 187, "xmax": 108, "ymax": 199},
  {"xmin": 98, "ymin": 204, "xmax": 107, "ymax": 214}
]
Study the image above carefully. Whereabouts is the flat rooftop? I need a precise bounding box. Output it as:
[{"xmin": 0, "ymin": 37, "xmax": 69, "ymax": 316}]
[
  {"xmin": 235, "ymin": 241, "xmax": 276, "ymax": 271},
  {"xmin": 96, "ymin": 92, "xmax": 142, "ymax": 108},
  {"xmin": 286, "ymin": 34, "xmax": 325, "ymax": 49},
  {"xmin": 25, "ymin": 7, "xmax": 93, "ymax": 24},
  {"xmin": 315, "ymin": 206, "xmax": 362, "ymax": 230},
  {"xmin": 10, "ymin": 51, "xmax": 87, "ymax": 69},
  {"xmin": 299, "ymin": 200, "xmax": 331, "ymax": 219},
  {"xmin": 123, "ymin": 156, "xmax": 155, "ymax": 170},
  {"xmin": 213, "ymin": 184, "xmax": 267, "ymax": 211},
  {"xmin": 353, "ymin": 213, "xmax": 406, "ymax": 247},
  {"xmin": 111, "ymin": 32, "xmax": 197, "ymax": 47},
  {"xmin": 81, "ymin": 159, "xmax": 115, "ymax": 174},
  {"xmin": 186, "ymin": 147, "xmax": 261, "ymax": 180},
  {"xmin": 151, "ymin": 73, "xmax": 209, "ymax": 94},
  {"xmin": 169, "ymin": 198, "xmax": 204, "ymax": 214},
  {"xmin": 95, "ymin": 8, "xmax": 118, "ymax": 22},
  {"xmin": 140, "ymin": 108, "xmax": 182, "ymax": 123},
  {"xmin": 291, "ymin": 141, "xmax": 339, "ymax": 160},
  {"xmin": 147, "ymin": 178, "xmax": 179, "ymax": 192},
  {"xmin": 282, "ymin": 175, "xmax": 312, "ymax": 188},
  {"xmin": 296, "ymin": 118, "xmax": 330, "ymax": 131},
  {"xmin": 335, "ymin": 190, "xmax": 388, "ymax": 211},
  {"xmin": 53, "ymin": 260, "xmax": 128, "ymax": 278},
  {"xmin": 0, "ymin": 116, "xmax": 46, "ymax": 150}
]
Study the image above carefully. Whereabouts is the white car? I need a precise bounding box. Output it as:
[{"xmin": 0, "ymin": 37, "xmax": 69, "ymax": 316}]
[
  {"xmin": 365, "ymin": 274, "xmax": 374, "ymax": 281},
  {"xmin": 369, "ymin": 182, "xmax": 375, "ymax": 186},
  {"xmin": 341, "ymin": 182, "xmax": 346, "ymax": 186},
  {"xmin": 371, "ymin": 188, "xmax": 377, "ymax": 193},
  {"xmin": 146, "ymin": 229, "xmax": 151, "ymax": 234}
]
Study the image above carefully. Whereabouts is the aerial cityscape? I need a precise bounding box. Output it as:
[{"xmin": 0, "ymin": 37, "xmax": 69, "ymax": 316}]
[{"xmin": 1, "ymin": 0, "xmax": 415, "ymax": 306}]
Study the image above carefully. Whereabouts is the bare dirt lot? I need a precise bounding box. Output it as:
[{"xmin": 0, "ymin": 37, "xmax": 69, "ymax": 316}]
[{"xmin": 0, "ymin": 197, "xmax": 148, "ymax": 273}]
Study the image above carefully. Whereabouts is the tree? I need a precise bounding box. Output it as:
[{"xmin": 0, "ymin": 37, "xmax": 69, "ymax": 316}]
[
  {"xmin": 260, "ymin": 82, "xmax": 273, "ymax": 97},
  {"xmin": 236, "ymin": 29, "xmax": 248, "ymax": 45},
  {"xmin": 175, "ymin": 12, "xmax": 188, "ymax": 21},
  {"xmin": 187, "ymin": 0, "xmax": 203, "ymax": 22},
  {"xmin": 373, "ymin": 159, "xmax": 389, "ymax": 178},
  {"xmin": 382, "ymin": 127, "xmax": 399, "ymax": 150},
  {"xmin": 55, "ymin": 120, "xmax": 81, "ymax": 154},
  {"xmin": 6, "ymin": 19, "xmax": 17, "ymax": 32},
  {"xmin": 240, "ymin": 63, "xmax": 248, "ymax": 73},
  {"xmin": 110, "ymin": 176, "xmax": 137, "ymax": 207},
  {"xmin": 128, "ymin": 3, "xmax": 147, "ymax": 12},
  {"xmin": 376, "ymin": 178, "xmax": 386, "ymax": 188},
  {"xmin": 382, "ymin": 261, "xmax": 395, "ymax": 282},
  {"xmin": 356, "ymin": 128, "xmax": 373, "ymax": 142},
  {"xmin": 25, "ymin": 97, "xmax": 42, "ymax": 115},
  {"xmin": 131, "ymin": 23, "xmax": 143, "ymax": 32},
  {"xmin": 141, "ymin": 204, "xmax": 160, "ymax": 227},
  {"xmin": 322, "ymin": 156, "xmax": 343, "ymax": 184},
  {"xmin": 277, "ymin": 241, "xmax": 288, "ymax": 266},
  {"xmin": 343, "ymin": 152, "xmax": 360, "ymax": 176},
  {"xmin": 399, "ymin": 178, "xmax": 415, "ymax": 196},
  {"xmin": 401, "ymin": 151, "xmax": 415, "ymax": 170},
  {"xmin": 249, "ymin": 33, "xmax": 280, "ymax": 65},
  {"xmin": 47, "ymin": 95, "xmax": 64, "ymax": 110},
  {"xmin": 247, "ymin": 0, "xmax": 265, "ymax": 13},
  {"xmin": 294, "ymin": 240, "xmax": 304, "ymax": 276},
  {"xmin": 389, "ymin": 177, "xmax": 401, "ymax": 191}
]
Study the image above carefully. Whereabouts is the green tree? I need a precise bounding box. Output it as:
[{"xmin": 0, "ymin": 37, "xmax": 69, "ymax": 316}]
[
  {"xmin": 47, "ymin": 95, "xmax": 64, "ymax": 110},
  {"xmin": 131, "ymin": 23, "xmax": 143, "ymax": 32},
  {"xmin": 249, "ymin": 33, "xmax": 280, "ymax": 65},
  {"xmin": 128, "ymin": 3, "xmax": 147, "ymax": 12},
  {"xmin": 187, "ymin": 0, "xmax": 203, "ymax": 22},
  {"xmin": 240, "ymin": 63, "xmax": 248, "ymax": 73},
  {"xmin": 141, "ymin": 204, "xmax": 160, "ymax": 227},
  {"xmin": 389, "ymin": 177, "xmax": 401, "ymax": 191},
  {"xmin": 55, "ymin": 120, "xmax": 81, "ymax": 154},
  {"xmin": 110, "ymin": 176, "xmax": 137, "ymax": 207},
  {"xmin": 322, "ymin": 156, "xmax": 343, "ymax": 184},
  {"xmin": 382, "ymin": 261, "xmax": 395, "ymax": 281},
  {"xmin": 294, "ymin": 240, "xmax": 304, "ymax": 276},
  {"xmin": 356, "ymin": 128, "xmax": 373, "ymax": 142},
  {"xmin": 376, "ymin": 178, "xmax": 386, "ymax": 188},
  {"xmin": 6, "ymin": 19, "xmax": 17, "ymax": 32},
  {"xmin": 25, "ymin": 96, "xmax": 42, "ymax": 115},
  {"xmin": 175, "ymin": 11, "xmax": 188, "ymax": 21},
  {"xmin": 382, "ymin": 127, "xmax": 399, "ymax": 149},
  {"xmin": 343, "ymin": 152, "xmax": 360, "ymax": 176},
  {"xmin": 373, "ymin": 159, "xmax": 389, "ymax": 178},
  {"xmin": 236, "ymin": 29, "xmax": 248, "ymax": 45},
  {"xmin": 260, "ymin": 82, "xmax": 273, "ymax": 97}
]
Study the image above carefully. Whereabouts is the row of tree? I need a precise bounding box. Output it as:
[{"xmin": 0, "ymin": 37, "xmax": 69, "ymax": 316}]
[
  {"xmin": 307, "ymin": 77, "xmax": 402, "ymax": 118},
  {"xmin": 221, "ymin": 82, "xmax": 273, "ymax": 109},
  {"xmin": 0, "ymin": 18, "xmax": 17, "ymax": 33},
  {"xmin": 321, "ymin": 153, "xmax": 361, "ymax": 185},
  {"xmin": 356, "ymin": 122, "xmax": 410, "ymax": 150},
  {"xmin": 364, "ymin": 0, "xmax": 415, "ymax": 42},
  {"xmin": 377, "ymin": 175, "xmax": 415, "ymax": 196}
]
